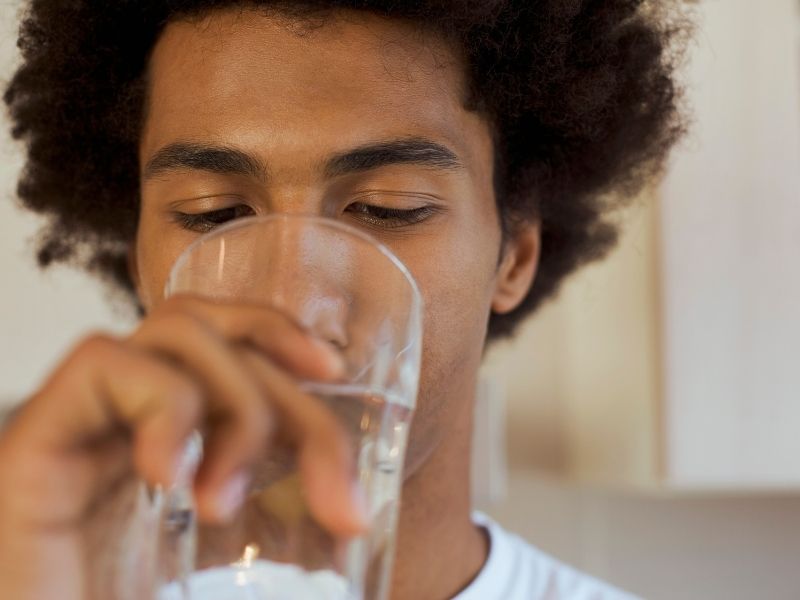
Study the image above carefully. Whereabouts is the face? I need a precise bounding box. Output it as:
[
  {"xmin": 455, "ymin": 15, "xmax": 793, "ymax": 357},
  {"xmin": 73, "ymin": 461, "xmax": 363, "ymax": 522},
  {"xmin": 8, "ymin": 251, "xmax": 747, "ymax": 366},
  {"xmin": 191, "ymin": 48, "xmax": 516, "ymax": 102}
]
[{"xmin": 134, "ymin": 7, "xmax": 537, "ymax": 474}]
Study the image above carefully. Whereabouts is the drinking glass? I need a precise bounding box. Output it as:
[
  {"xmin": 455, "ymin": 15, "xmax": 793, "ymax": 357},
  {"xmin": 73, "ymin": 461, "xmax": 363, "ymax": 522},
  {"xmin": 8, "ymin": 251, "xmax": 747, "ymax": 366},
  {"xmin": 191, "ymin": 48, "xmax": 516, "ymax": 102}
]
[{"xmin": 118, "ymin": 214, "xmax": 422, "ymax": 600}]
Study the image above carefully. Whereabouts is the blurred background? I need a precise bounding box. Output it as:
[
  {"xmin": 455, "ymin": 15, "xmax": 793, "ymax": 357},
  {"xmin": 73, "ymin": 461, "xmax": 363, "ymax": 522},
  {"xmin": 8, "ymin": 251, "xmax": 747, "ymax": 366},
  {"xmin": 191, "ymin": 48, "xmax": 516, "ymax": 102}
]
[{"xmin": 1, "ymin": 1, "xmax": 799, "ymax": 598}]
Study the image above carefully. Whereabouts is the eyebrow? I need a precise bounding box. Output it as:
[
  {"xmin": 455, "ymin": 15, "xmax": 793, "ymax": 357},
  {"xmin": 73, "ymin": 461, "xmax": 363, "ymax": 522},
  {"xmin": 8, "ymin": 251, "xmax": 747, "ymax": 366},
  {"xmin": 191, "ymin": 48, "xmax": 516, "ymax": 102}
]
[
  {"xmin": 142, "ymin": 142, "xmax": 267, "ymax": 181},
  {"xmin": 323, "ymin": 138, "xmax": 464, "ymax": 178},
  {"xmin": 142, "ymin": 137, "xmax": 463, "ymax": 182}
]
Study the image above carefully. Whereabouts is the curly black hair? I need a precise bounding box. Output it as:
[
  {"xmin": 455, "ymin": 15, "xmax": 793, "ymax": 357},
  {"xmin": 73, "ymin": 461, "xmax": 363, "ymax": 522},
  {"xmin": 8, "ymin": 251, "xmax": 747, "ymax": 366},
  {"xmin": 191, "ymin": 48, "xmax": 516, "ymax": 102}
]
[{"xmin": 4, "ymin": 0, "xmax": 686, "ymax": 341}]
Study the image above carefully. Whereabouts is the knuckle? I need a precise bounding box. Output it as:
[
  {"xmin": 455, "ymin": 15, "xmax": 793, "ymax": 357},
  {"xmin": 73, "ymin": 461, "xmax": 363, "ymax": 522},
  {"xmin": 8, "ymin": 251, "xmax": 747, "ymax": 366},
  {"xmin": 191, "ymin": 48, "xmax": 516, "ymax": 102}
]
[
  {"xmin": 237, "ymin": 345, "xmax": 266, "ymax": 370},
  {"xmin": 165, "ymin": 372, "xmax": 203, "ymax": 409},
  {"xmin": 239, "ymin": 411, "xmax": 272, "ymax": 452},
  {"xmin": 139, "ymin": 310, "xmax": 207, "ymax": 342},
  {"xmin": 163, "ymin": 310, "xmax": 207, "ymax": 336},
  {"xmin": 72, "ymin": 332, "xmax": 118, "ymax": 362},
  {"xmin": 258, "ymin": 308, "xmax": 300, "ymax": 335},
  {"xmin": 236, "ymin": 390, "xmax": 273, "ymax": 439},
  {"xmin": 232, "ymin": 303, "xmax": 290, "ymax": 334},
  {"xmin": 168, "ymin": 391, "xmax": 203, "ymax": 428},
  {"xmin": 169, "ymin": 294, "xmax": 236, "ymax": 333},
  {"xmin": 251, "ymin": 404, "xmax": 274, "ymax": 440},
  {"xmin": 154, "ymin": 294, "xmax": 208, "ymax": 323}
]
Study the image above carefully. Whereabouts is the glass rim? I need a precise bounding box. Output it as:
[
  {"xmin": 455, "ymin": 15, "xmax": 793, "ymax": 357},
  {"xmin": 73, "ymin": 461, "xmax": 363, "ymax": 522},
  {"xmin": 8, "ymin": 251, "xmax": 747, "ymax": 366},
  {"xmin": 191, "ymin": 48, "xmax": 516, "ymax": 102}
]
[{"xmin": 163, "ymin": 213, "xmax": 424, "ymax": 313}]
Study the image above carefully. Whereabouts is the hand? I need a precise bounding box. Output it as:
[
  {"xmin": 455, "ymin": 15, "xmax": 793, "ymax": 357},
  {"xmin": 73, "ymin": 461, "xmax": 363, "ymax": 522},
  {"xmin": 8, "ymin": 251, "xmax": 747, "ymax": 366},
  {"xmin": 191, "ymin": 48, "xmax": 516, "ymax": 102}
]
[{"xmin": 0, "ymin": 295, "xmax": 366, "ymax": 599}]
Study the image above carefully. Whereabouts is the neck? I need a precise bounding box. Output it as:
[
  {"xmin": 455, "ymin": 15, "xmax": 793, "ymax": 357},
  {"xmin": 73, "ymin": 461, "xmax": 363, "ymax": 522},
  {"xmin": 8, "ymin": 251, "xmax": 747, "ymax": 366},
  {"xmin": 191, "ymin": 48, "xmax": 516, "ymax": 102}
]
[{"xmin": 388, "ymin": 387, "xmax": 489, "ymax": 600}]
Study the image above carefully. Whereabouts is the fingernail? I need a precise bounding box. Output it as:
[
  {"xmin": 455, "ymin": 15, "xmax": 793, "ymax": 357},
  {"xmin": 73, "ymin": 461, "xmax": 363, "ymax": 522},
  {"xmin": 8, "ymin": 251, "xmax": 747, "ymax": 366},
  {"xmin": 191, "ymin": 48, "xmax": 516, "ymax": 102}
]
[
  {"xmin": 311, "ymin": 337, "xmax": 346, "ymax": 376},
  {"xmin": 172, "ymin": 432, "xmax": 203, "ymax": 487},
  {"xmin": 215, "ymin": 471, "xmax": 250, "ymax": 521}
]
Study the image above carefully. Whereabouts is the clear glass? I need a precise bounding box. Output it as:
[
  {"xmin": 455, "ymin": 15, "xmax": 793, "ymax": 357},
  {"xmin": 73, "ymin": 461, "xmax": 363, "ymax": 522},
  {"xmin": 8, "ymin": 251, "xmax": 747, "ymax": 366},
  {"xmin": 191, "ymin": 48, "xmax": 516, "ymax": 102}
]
[{"xmin": 119, "ymin": 214, "xmax": 422, "ymax": 600}]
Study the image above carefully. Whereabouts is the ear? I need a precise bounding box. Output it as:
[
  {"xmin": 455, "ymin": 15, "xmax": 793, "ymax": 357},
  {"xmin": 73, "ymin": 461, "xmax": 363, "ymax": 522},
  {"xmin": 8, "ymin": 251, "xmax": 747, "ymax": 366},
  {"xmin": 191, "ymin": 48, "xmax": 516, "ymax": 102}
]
[{"xmin": 491, "ymin": 220, "xmax": 541, "ymax": 314}]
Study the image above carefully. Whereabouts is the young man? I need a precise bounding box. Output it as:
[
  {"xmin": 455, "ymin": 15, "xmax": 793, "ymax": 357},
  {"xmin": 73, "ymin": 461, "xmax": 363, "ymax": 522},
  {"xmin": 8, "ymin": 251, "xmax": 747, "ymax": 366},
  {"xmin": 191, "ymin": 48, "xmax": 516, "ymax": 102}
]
[{"xmin": 0, "ymin": 1, "xmax": 683, "ymax": 598}]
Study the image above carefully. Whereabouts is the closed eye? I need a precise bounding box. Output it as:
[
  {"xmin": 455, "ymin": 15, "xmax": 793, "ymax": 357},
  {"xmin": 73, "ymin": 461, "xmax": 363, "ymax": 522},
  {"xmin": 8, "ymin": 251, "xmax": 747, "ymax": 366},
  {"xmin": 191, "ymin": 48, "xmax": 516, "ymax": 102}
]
[
  {"xmin": 172, "ymin": 205, "xmax": 255, "ymax": 233},
  {"xmin": 344, "ymin": 202, "xmax": 438, "ymax": 228},
  {"xmin": 171, "ymin": 201, "xmax": 440, "ymax": 233}
]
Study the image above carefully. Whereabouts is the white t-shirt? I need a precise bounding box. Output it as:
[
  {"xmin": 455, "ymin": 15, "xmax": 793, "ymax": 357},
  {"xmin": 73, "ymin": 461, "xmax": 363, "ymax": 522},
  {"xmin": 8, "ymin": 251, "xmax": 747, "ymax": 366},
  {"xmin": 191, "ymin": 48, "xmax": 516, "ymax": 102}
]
[{"xmin": 455, "ymin": 512, "xmax": 641, "ymax": 600}]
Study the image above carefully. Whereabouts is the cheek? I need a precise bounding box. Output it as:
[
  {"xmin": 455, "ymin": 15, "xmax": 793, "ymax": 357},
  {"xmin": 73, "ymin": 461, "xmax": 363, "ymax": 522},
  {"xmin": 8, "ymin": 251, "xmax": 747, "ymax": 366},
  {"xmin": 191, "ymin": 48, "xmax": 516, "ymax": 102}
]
[
  {"xmin": 395, "ymin": 218, "xmax": 500, "ymax": 473},
  {"xmin": 404, "ymin": 215, "xmax": 499, "ymax": 373},
  {"xmin": 420, "ymin": 251, "xmax": 496, "ymax": 396},
  {"xmin": 134, "ymin": 215, "xmax": 193, "ymax": 311}
]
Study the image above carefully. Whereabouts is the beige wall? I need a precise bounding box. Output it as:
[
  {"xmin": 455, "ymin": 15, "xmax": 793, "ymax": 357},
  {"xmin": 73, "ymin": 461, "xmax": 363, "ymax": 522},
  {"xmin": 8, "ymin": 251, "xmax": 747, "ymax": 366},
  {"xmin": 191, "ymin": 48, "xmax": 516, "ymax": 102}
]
[
  {"xmin": 480, "ymin": 472, "xmax": 800, "ymax": 600},
  {"xmin": 659, "ymin": 0, "xmax": 800, "ymax": 487}
]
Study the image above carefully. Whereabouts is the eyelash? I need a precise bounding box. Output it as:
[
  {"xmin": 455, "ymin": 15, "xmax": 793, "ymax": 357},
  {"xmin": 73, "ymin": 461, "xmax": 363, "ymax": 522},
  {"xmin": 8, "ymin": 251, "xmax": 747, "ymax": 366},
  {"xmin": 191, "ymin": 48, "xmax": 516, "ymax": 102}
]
[
  {"xmin": 172, "ymin": 205, "xmax": 255, "ymax": 233},
  {"xmin": 173, "ymin": 202, "xmax": 437, "ymax": 233},
  {"xmin": 344, "ymin": 202, "xmax": 437, "ymax": 228}
]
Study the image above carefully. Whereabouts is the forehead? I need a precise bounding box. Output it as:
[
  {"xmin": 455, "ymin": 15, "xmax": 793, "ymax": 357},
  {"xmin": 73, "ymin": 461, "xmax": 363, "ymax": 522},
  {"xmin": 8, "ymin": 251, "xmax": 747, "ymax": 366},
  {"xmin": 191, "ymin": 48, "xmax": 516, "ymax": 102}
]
[{"xmin": 141, "ymin": 8, "xmax": 479, "ymax": 164}]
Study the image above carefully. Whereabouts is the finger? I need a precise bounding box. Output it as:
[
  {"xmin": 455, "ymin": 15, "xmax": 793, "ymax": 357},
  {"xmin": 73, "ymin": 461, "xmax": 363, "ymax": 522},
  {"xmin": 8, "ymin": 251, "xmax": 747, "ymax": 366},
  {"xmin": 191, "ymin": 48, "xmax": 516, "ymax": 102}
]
[
  {"xmin": 2, "ymin": 334, "xmax": 203, "ymax": 525},
  {"xmin": 158, "ymin": 294, "xmax": 345, "ymax": 381},
  {"xmin": 130, "ymin": 312, "xmax": 273, "ymax": 520},
  {"xmin": 237, "ymin": 347, "xmax": 367, "ymax": 537}
]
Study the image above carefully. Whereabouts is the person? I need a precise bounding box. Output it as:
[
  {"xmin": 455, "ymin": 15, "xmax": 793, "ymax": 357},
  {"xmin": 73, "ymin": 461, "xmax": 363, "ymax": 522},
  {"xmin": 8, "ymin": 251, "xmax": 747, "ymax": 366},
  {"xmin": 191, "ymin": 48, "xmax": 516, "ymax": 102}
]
[{"xmin": 0, "ymin": 1, "xmax": 685, "ymax": 598}]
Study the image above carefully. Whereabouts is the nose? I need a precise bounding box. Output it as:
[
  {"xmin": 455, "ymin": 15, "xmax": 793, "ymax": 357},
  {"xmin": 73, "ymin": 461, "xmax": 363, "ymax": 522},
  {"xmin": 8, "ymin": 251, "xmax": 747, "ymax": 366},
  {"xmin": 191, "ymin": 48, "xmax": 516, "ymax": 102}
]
[
  {"xmin": 268, "ymin": 281, "xmax": 350, "ymax": 350},
  {"xmin": 249, "ymin": 217, "xmax": 351, "ymax": 349}
]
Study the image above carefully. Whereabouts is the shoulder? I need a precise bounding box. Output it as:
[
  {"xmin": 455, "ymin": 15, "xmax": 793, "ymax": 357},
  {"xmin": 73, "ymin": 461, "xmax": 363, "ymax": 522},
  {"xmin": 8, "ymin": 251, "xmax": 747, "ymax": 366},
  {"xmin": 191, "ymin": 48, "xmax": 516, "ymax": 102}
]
[{"xmin": 455, "ymin": 512, "xmax": 642, "ymax": 600}]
